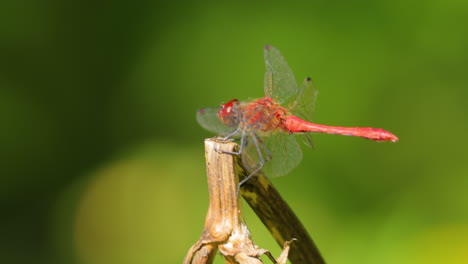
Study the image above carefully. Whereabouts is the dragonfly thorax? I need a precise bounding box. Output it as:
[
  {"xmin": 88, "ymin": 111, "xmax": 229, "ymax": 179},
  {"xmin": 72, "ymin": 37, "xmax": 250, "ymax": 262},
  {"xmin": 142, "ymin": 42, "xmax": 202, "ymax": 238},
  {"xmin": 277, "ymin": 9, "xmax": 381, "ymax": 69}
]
[{"xmin": 240, "ymin": 97, "xmax": 289, "ymax": 133}]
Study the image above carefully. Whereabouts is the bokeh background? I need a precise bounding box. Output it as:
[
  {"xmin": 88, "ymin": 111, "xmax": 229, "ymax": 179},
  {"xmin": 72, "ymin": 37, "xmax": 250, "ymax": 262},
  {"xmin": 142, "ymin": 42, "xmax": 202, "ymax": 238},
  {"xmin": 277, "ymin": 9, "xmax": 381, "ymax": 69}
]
[{"xmin": 1, "ymin": 0, "xmax": 468, "ymax": 263}]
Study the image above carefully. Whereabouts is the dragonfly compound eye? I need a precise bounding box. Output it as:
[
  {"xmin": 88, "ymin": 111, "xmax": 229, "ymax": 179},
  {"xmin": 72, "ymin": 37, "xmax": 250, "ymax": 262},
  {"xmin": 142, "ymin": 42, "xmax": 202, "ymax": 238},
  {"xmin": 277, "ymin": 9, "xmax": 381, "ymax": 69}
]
[{"xmin": 218, "ymin": 99, "xmax": 239, "ymax": 127}]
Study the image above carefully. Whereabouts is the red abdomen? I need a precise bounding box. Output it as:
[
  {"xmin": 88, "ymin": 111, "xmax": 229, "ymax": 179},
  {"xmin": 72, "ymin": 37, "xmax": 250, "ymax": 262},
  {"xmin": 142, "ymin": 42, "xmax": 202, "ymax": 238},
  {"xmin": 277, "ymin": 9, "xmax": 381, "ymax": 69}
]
[{"xmin": 284, "ymin": 115, "xmax": 398, "ymax": 142}]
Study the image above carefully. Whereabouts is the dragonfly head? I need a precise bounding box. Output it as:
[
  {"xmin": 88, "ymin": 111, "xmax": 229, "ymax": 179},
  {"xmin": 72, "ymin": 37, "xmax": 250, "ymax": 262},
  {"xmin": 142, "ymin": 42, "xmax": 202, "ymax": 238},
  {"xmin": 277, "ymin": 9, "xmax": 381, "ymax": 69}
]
[{"xmin": 218, "ymin": 99, "xmax": 240, "ymax": 127}]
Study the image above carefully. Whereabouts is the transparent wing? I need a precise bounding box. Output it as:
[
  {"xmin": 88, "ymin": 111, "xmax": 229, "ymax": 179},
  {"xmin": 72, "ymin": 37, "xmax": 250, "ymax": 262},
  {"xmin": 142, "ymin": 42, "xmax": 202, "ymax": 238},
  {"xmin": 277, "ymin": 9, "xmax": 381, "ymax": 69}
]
[
  {"xmin": 241, "ymin": 131, "xmax": 302, "ymax": 178},
  {"xmin": 286, "ymin": 77, "xmax": 318, "ymax": 148},
  {"xmin": 196, "ymin": 107, "xmax": 234, "ymax": 136},
  {"xmin": 263, "ymin": 132, "xmax": 303, "ymax": 177},
  {"xmin": 296, "ymin": 133, "xmax": 314, "ymax": 149},
  {"xmin": 287, "ymin": 77, "xmax": 318, "ymax": 123},
  {"xmin": 264, "ymin": 45, "xmax": 298, "ymax": 104}
]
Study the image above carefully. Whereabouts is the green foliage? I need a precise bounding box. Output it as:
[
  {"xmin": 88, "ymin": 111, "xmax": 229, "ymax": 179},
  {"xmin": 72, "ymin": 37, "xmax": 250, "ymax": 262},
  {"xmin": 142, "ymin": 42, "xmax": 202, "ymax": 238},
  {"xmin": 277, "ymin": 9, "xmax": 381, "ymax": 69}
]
[{"xmin": 1, "ymin": 0, "xmax": 468, "ymax": 263}]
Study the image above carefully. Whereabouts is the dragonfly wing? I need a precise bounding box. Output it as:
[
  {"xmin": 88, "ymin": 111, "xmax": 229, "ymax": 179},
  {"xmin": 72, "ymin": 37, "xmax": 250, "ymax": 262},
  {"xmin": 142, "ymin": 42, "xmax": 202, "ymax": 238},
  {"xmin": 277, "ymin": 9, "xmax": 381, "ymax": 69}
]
[
  {"xmin": 264, "ymin": 45, "xmax": 298, "ymax": 104},
  {"xmin": 196, "ymin": 107, "xmax": 235, "ymax": 136},
  {"xmin": 262, "ymin": 131, "xmax": 302, "ymax": 177},
  {"xmin": 288, "ymin": 77, "xmax": 318, "ymax": 123},
  {"xmin": 297, "ymin": 133, "xmax": 314, "ymax": 149},
  {"xmin": 242, "ymin": 131, "xmax": 302, "ymax": 178},
  {"xmin": 287, "ymin": 77, "xmax": 318, "ymax": 148}
]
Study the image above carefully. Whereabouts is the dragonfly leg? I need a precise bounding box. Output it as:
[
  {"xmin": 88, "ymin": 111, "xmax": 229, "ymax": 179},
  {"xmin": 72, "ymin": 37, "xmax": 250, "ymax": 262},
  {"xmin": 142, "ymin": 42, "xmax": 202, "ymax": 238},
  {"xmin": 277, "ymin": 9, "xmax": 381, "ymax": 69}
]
[
  {"xmin": 254, "ymin": 134, "xmax": 272, "ymax": 162},
  {"xmin": 220, "ymin": 129, "xmax": 246, "ymax": 156},
  {"xmin": 223, "ymin": 127, "xmax": 240, "ymax": 141},
  {"xmin": 215, "ymin": 127, "xmax": 241, "ymax": 154},
  {"xmin": 237, "ymin": 133, "xmax": 265, "ymax": 194}
]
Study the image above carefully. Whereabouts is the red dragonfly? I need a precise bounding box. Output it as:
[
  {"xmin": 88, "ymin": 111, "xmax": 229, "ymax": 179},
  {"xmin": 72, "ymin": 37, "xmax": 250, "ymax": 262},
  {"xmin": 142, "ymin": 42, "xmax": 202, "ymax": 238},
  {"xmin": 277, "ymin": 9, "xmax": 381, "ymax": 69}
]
[{"xmin": 197, "ymin": 45, "xmax": 398, "ymax": 186}]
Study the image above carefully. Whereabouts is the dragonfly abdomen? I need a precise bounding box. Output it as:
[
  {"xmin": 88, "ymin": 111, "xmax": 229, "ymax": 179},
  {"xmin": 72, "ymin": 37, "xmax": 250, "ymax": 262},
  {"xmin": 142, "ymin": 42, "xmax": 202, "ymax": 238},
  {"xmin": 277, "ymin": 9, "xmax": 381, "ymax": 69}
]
[{"xmin": 284, "ymin": 116, "xmax": 398, "ymax": 142}]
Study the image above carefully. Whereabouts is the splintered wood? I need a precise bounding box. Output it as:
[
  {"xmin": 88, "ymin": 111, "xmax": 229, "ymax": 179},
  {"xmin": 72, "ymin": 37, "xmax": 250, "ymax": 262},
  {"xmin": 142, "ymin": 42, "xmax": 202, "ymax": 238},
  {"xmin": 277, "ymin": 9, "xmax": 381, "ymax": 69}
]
[{"xmin": 184, "ymin": 139, "xmax": 324, "ymax": 264}]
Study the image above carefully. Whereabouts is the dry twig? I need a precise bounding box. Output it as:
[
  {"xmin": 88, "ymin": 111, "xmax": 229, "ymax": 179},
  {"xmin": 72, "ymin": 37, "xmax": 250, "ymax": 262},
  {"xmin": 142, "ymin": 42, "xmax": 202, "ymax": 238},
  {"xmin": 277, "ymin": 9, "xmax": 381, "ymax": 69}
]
[{"xmin": 184, "ymin": 138, "xmax": 325, "ymax": 264}]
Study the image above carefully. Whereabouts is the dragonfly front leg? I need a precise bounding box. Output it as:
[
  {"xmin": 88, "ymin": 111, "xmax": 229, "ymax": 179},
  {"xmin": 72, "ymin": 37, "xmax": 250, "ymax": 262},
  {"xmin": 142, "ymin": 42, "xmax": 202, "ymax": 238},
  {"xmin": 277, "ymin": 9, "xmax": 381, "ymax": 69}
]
[
  {"xmin": 222, "ymin": 127, "xmax": 241, "ymax": 141},
  {"xmin": 219, "ymin": 128, "xmax": 246, "ymax": 156}
]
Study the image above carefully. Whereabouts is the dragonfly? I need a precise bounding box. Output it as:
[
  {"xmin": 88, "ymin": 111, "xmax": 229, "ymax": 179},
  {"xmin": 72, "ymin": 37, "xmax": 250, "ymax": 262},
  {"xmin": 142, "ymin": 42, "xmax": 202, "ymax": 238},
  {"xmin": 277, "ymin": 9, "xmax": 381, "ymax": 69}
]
[{"xmin": 197, "ymin": 45, "xmax": 398, "ymax": 186}]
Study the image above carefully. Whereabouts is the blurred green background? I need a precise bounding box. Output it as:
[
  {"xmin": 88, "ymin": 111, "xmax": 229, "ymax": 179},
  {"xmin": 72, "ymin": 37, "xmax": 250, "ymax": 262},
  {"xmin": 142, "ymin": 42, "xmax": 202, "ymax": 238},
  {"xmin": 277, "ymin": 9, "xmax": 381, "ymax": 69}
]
[{"xmin": 1, "ymin": 0, "xmax": 468, "ymax": 263}]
